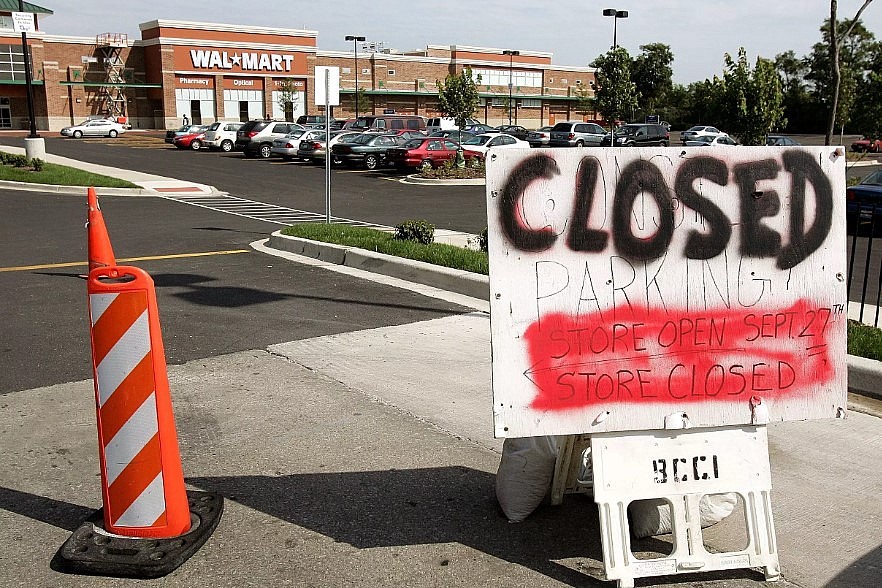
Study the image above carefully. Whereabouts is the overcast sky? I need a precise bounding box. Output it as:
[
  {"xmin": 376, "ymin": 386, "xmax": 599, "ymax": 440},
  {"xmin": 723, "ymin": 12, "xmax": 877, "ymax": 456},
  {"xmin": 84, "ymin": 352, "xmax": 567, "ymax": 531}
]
[{"xmin": 42, "ymin": 1, "xmax": 881, "ymax": 83}]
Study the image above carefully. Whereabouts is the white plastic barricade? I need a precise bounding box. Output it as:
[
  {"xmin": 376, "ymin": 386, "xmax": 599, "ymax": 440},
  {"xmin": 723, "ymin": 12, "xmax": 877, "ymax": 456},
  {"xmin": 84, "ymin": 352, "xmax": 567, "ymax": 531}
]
[{"xmin": 589, "ymin": 425, "xmax": 778, "ymax": 587}]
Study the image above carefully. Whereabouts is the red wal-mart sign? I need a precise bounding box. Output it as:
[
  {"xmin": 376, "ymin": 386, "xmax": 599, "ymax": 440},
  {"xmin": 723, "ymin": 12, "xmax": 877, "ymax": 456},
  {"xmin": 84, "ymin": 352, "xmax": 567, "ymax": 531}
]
[{"xmin": 485, "ymin": 147, "xmax": 847, "ymax": 437}]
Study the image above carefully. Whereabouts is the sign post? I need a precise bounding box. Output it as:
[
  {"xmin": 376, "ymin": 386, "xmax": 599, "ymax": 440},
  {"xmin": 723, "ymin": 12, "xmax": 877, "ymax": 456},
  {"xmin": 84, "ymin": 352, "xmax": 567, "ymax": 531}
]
[
  {"xmin": 314, "ymin": 66, "xmax": 339, "ymax": 223},
  {"xmin": 14, "ymin": 5, "xmax": 43, "ymax": 160},
  {"xmin": 485, "ymin": 145, "xmax": 847, "ymax": 585}
]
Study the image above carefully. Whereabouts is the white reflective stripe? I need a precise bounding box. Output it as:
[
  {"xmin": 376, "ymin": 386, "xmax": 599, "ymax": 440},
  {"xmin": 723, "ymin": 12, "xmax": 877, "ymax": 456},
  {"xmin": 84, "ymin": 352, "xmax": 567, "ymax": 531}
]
[
  {"xmin": 104, "ymin": 392, "xmax": 159, "ymax": 485},
  {"xmin": 113, "ymin": 472, "xmax": 166, "ymax": 528},
  {"xmin": 89, "ymin": 293, "xmax": 118, "ymax": 325},
  {"xmin": 95, "ymin": 310, "xmax": 151, "ymax": 407}
]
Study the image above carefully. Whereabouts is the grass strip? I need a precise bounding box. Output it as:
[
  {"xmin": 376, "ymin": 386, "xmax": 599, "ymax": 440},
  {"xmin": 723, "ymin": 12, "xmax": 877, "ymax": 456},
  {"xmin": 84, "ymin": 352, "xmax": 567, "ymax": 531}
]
[
  {"xmin": 282, "ymin": 223, "xmax": 489, "ymax": 275},
  {"xmin": 0, "ymin": 162, "xmax": 139, "ymax": 188},
  {"xmin": 848, "ymin": 319, "xmax": 882, "ymax": 361}
]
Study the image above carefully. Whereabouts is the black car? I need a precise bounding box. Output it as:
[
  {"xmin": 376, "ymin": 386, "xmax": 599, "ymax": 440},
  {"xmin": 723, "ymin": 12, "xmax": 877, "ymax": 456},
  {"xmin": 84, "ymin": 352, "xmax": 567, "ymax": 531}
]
[
  {"xmin": 601, "ymin": 123, "xmax": 670, "ymax": 147},
  {"xmin": 330, "ymin": 133, "xmax": 408, "ymax": 170},
  {"xmin": 496, "ymin": 125, "xmax": 530, "ymax": 141}
]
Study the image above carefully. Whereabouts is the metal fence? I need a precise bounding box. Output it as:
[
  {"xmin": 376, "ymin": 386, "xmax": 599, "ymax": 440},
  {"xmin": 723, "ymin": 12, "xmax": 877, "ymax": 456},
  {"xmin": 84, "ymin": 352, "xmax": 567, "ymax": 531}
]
[{"xmin": 847, "ymin": 199, "xmax": 882, "ymax": 327}]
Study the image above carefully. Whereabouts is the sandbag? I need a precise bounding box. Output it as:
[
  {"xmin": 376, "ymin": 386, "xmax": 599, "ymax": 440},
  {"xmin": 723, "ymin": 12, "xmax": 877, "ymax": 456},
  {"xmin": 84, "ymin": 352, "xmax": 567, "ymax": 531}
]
[
  {"xmin": 495, "ymin": 436, "xmax": 560, "ymax": 522},
  {"xmin": 628, "ymin": 493, "xmax": 739, "ymax": 538}
]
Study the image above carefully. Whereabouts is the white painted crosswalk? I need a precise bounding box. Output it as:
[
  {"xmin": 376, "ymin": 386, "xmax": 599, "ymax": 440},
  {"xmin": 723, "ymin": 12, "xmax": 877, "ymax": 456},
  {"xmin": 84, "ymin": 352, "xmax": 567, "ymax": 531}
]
[{"xmin": 156, "ymin": 192, "xmax": 390, "ymax": 229}]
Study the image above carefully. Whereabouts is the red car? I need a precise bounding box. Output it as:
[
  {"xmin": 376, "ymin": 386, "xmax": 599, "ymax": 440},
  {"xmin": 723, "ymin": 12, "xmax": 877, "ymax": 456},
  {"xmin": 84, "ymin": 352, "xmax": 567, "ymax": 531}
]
[
  {"xmin": 387, "ymin": 137, "xmax": 461, "ymax": 169},
  {"xmin": 851, "ymin": 137, "xmax": 882, "ymax": 153},
  {"xmin": 173, "ymin": 125, "xmax": 209, "ymax": 150}
]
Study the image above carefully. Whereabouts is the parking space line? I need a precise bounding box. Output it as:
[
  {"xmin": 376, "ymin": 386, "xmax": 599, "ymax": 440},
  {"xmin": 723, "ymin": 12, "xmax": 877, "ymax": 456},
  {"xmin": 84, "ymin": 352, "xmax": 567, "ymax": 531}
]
[{"xmin": 0, "ymin": 249, "xmax": 250, "ymax": 273}]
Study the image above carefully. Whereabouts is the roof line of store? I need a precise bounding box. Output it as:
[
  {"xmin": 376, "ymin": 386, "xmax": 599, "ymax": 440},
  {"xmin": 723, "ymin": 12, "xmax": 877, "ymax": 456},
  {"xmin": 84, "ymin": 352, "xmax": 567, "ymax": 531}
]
[
  {"xmin": 342, "ymin": 88, "xmax": 580, "ymax": 101},
  {"xmin": 58, "ymin": 81, "xmax": 162, "ymax": 88}
]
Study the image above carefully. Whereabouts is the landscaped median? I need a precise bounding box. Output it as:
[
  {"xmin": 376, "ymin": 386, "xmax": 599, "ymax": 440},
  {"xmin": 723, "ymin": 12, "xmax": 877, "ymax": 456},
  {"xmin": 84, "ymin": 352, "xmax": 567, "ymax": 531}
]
[
  {"xmin": 272, "ymin": 224, "xmax": 489, "ymax": 300},
  {"xmin": 0, "ymin": 152, "xmax": 139, "ymax": 189}
]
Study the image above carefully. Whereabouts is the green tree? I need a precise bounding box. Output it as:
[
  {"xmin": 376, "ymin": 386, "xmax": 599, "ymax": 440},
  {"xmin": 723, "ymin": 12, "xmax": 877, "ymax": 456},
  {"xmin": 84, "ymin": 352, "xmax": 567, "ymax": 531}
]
[
  {"xmin": 275, "ymin": 78, "xmax": 301, "ymax": 119},
  {"xmin": 775, "ymin": 50, "xmax": 820, "ymax": 133},
  {"xmin": 631, "ymin": 43, "xmax": 674, "ymax": 117},
  {"xmin": 590, "ymin": 47, "xmax": 638, "ymax": 131},
  {"xmin": 437, "ymin": 66, "xmax": 481, "ymax": 166},
  {"xmin": 817, "ymin": 0, "xmax": 876, "ymax": 144},
  {"xmin": 716, "ymin": 48, "xmax": 785, "ymax": 145},
  {"xmin": 572, "ymin": 84, "xmax": 595, "ymax": 118}
]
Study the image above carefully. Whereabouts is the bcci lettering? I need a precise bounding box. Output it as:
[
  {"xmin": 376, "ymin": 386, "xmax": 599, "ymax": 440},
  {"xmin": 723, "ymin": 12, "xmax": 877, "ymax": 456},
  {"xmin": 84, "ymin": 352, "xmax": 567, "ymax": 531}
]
[{"xmin": 190, "ymin": 49, "xmax": 295, "ymax": 72}]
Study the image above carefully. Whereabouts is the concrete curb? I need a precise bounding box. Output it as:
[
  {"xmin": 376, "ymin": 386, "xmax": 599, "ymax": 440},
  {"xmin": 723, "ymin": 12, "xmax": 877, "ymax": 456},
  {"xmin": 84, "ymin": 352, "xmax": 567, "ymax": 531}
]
[
  {"xmin": 267, "ymin": 230, "xmax": 490, "ymax": 300},
  {"xmin": 0, "ymin": 179, "xmax": 156, "ymax": 196},
  {"xmin": 403, "ymin": 174, "xmax": 485, "ymax": 186},
  {"xmin": 266, "ymin": 230, "xmax": 882, "ymax": 403}
]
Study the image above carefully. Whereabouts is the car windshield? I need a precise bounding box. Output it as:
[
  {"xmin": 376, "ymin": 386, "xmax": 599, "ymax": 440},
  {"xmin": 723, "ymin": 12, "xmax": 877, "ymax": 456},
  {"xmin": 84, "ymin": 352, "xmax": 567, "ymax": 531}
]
[
  {"xmin": 618, "ymin": 126, "xmax": 640, "ymax": 135},
  {"xmin": 285, "ymin": 130, "xmax": 305, "ymax": 138},
  {"xmin": 350, "ymin": 134, "xmax": 376, "ymax": 144},
  {"xmin": 686, "ymin": 126, "xmax": 705, "ymax": 132},
  {"xmin": 336, "ymin": 133, "xmax": 362, "ymax": 143},
  {"xmin": 403, "ymin": 139, "xmax": 424, "ymax": 149},
  {"xmin": 861, "ymin": 171, "xmax": 882, "ymax": 186},
  {"xmin": 463, "ymin": 136, "xmax": 491, "ymax": 146}
]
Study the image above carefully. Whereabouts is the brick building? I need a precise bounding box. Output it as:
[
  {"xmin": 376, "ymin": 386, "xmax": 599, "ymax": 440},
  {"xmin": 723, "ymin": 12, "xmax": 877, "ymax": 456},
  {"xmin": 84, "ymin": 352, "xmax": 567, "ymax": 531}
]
[{"xmin": 1, "ymin": 2, "xmax": 597, "ymax": 131}]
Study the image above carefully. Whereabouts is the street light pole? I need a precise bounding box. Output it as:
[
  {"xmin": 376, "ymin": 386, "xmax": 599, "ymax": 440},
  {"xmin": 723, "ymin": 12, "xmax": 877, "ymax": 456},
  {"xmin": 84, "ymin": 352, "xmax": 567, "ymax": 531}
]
[
  {"xmin": 502, "ymin": 50, "xmax": 519, "ymax": 125},
  {"xmin": 602, "ymin": 8, "xmax": 628, "ymax": 49},
  {"xmin": 345, "ymin": 35, "xmax": 366, "ymax": 119},
  {"xmin": 602, "ymin": 9, "xmax": 629, "ymax": 133},
  {"xmin": 18, "ymin": 0, "xmax": 37, "ymax": 138}
]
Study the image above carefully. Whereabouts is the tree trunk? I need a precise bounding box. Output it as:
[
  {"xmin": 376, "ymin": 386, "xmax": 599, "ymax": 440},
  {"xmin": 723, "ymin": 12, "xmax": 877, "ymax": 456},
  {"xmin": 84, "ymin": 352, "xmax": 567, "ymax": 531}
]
[{"xmin": 826, "ymin": 0, "xmax": 839, "ymax": 146}]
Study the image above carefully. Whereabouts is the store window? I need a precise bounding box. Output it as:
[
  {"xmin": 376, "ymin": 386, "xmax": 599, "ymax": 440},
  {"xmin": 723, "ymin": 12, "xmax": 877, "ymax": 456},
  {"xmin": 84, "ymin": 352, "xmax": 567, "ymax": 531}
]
[
  {"xmin": 0, "ymin": 44, "xmax": 28, "ymax": 81},
  {"xmin": 0, "ymin": 97, "xmax": 10, "ymax": 128}
]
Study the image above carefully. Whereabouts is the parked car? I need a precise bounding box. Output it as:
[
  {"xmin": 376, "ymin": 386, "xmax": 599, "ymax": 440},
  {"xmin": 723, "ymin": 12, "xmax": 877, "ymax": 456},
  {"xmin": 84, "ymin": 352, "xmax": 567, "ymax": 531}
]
[
  {"xmin": 601, "ymin": 123, "xmax": 670, "ymax": 147},
  {"xmin": 526, "ymin": 125, "xmax": 554, "ymax": 147},
  {"xmin": 236, "ymin": 120, "xmax": 303, "ymax": 158},
  {"xmin": 286, "ymin": 129, "xmax": 328, "ymax": 161},
  {"xmin": 461, "ymin": 133, "xmax": 530, "ymax": 161},
  {"xmin": 846, "ymin": 169, "xmax": 882, "ymax": 228},
  {"xmin": 497, "ymin": 125, "xmax": 531, "ymax": 141},
  {"xmin": 204, "ymin": 121, "xmax": 244, "ymax": 152},
  {"xmin": 463, "ymin": 123, "xmax": 498, "ymax": 134},
  {"xmin": 330, "ymin": 133, "xmax": 408, "ymax": 170},
  {"xmin": 297, "ymin": 114, "xmax": 335, "ymax": 129},
  {"xmin": 330, "ymin": 118, "xmax": 356, "ymax": 131},
  {"xmin": 548, "ymin": 121, "xmax": 606, "ymax": 147},
  {"xmin": 172, "ymin": 125, "xmax": 209, "ymax": 150},
  {"xmin": 351, "ymin": 114, "xmax": 426, "ymax": 133},
  {"xmin": 680, "ymin": 125, "xmax": 724, "ymax": 144},
  {"xmin": 379, "ymin": 129, "xmax": 427, "ymax": 141},
  {"xmin": 61, "ymin": 118, "xmax": 127, "ymax": 138},
  {"xmin": 851, "ymin": 137, "xmax": 882, "ymax": 153},
  {"xmin": 322, "ymin": 131, "xmax": 365, "ymax": 165},
  {"xmin": 425, "ymin": 117, "xmax": 481, "ymax": 134},
  {"xmin": 165, "ymin": 124, "xmax": 203, "ymax": 144},
  {"xmin": 387, "ymin": 137, "xmax": 462, "ymax": 170},
  {"xmin": 684, "ymin": 134, "xmax": 738, "ymax": 147},
  {"xmin": 766, "ymin": 135, "xmax": 801, "ymax": 146},
  {"xmin": 428, "ymin": 129, "xmax": 477, "ymax": 143},
  {"xmin": 269, "ymin": 129, "xmax": 311, "ymax": 161}
]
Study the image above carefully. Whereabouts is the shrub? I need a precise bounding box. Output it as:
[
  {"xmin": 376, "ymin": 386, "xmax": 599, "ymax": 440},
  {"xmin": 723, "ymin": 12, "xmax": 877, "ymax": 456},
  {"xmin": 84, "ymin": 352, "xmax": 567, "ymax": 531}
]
[
  {"xmin": 12, "ymin": 154, "xmax": 28, "ymax": 167},
  {"xmin": 477, "ymin": 227, "xmax": 489, "ymax": 252},
  {"xmin": 394, "ymin": 219, "xmax": 435, "ymax": 245},
  {"xmin": 0, "ymin": 152, "xmax": 9, "ymax": 165},
  {"xmin": 31, "ymin": 158, "xmax": 44, "ymax": 172}
]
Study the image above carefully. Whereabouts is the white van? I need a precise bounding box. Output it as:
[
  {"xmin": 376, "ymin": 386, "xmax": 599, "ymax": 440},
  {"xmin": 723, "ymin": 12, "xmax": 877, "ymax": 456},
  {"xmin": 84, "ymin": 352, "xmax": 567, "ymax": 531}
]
[
  {"xmin": 204, "ymin": 121, "xmax": 244, "ymax": 152},
  {"xmin": 426, "ymin": 117, "xmax": 481, "ymax": 135}
]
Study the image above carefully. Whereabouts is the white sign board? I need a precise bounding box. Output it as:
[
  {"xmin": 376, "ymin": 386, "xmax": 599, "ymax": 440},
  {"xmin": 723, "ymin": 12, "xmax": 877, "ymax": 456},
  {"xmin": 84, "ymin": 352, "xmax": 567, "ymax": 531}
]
[
  {"xmin": 12, "ymin": 12, "xmax": 35, "ymax": 34},
  {"xmin": 486, "ymin": 147, "xmax": 847, "ymax": 437},
  {"xmin": 314, "ymin": 66, "xmax": 340, "ymax": 106}
]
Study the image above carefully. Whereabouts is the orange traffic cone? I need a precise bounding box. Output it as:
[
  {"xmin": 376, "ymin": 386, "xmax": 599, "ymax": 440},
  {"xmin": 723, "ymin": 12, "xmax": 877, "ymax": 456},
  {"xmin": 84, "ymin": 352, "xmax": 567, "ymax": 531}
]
[
  {"xmin": 56, "ymin": 265, "xmax": 223, "ymax": 578},
  {"xmin": 87, "ymin": 187, "xmax": 116, "ymax": 271}
]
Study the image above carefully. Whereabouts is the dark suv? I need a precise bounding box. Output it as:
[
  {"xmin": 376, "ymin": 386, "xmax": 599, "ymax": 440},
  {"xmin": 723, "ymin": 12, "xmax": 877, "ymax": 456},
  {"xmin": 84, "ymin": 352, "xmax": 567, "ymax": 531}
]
[
  {"xmin": 601, "ymin": 123, "xmax": 669, "ymax": 147},
  {"xmin": 235, "ymin": 120, "xmax": 302, "ymax": 158}
]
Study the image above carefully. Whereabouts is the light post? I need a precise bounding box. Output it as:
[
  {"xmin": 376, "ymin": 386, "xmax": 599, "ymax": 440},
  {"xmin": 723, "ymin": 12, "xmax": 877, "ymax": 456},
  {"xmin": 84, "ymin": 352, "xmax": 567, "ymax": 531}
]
[
  {"xmin": 602, "ymin": 9, "xmax": 628, "ymax": 133},
  {"xmin": 345, "ymin": 35, "xmax": 366, "ymax": 119},
  {"xmin": 502, "ymin": 50, "xmax": 519, "ymax": 125},
  {"xmin": 602, "ymin": 8, "xmax": 628, "ymax": 49}
]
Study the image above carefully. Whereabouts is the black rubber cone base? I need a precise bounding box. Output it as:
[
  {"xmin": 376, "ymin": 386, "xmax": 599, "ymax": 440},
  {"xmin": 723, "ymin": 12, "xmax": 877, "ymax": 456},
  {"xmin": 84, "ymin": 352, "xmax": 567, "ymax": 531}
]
[{"xmin": 53, "ymin": 490, "xmax": 223, "ymax": 579}]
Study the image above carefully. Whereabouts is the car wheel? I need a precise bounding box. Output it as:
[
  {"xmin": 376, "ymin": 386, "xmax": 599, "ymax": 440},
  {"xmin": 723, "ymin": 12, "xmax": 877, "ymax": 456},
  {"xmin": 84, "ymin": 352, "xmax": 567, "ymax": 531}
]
[
  {"xmin": 364, "ymin": 154, "xmax": 379, "ymax": 170},
  {"xmin": 259, "ymin": 144, "xmax": 272, "ymax": 159},
  {"xmin": 332, "ymin": 155, "xmax": 343, "ymax": 166},
  {"xmin": 220, "ymin": 140, "xmax": 233, "ymax": 152},
  {"xmin": 421, "ymin": 158, "xmax": 433, "ymax": 169},
  {"xmin": 73, "ymin": 130, "xmax": 82, "ymax": 139},
  {"xmin": 575, "ymin": 140, "xmax": 584, "ymax": 147},
  {"xmin": 660, "ymin": 140, "xmax": 669, "ymax": 147},
  {"xmin": 190, "ymin": 139, "xmax": 202, "ymax": 151},
  {"xmin": 108, "ymin": 129, "xmax": 118, "ymax": 138}
]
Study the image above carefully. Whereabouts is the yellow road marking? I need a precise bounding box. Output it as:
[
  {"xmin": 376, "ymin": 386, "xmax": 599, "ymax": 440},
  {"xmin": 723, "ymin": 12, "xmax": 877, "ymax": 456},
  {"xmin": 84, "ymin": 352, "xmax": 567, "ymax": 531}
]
[{"xmin": 0, "ymin": 249, "xmax": 250, "ymax": 273}]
